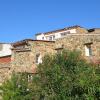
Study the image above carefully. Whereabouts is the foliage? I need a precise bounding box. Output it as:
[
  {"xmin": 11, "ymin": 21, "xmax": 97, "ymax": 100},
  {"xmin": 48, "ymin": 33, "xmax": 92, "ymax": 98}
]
[
  {"xmin": 0, "ymin": 73, "xmax": 34, "ymax": 100},
  {"xmin": 35, "ymin": 50, "xmax": 100, "ymax": 100},
  {"xmin": 1, "ymin": 50, "xmax": 100, "ymax": 100}
]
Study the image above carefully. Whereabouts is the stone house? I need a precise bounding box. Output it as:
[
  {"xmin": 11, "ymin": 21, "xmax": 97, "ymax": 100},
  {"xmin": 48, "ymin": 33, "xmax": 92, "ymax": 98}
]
[
  {"xmin": 11, "ymin": 25, "xmax": 100, "ymax": 75},
  {"xmin": 11, "ymin": 39, "xmax": 55, "ymax": 73},
  {"xmin": 0, "ymin": 25, "xmax": 99, "ymax": 100},
  {"xmin": 0, "ymin": 25, "xmax": 100, "ymax": 85},
  {"xmin": 54, "ymin": 27, "xmax": 100, "ymax": 63},
  {"xmin": 55, "ymin": 33, "xmax": 100, "ymax": 64}
]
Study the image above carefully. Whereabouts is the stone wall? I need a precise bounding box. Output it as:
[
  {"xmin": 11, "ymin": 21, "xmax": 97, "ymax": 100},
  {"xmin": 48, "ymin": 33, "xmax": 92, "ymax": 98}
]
[
  {"xmin": 11, "ymin": 50, "xmax": 32, "ymax": 73},
  {"xmin": 11, "ymin": 33, "xmax": 100, "ymax": 74},
  {"xmin": 11, "ymin": 40, "xmax": 55, "ymax": 73},
  {"xmin": 0, "ymin": 64, "xmax": 11, "ymax": 100},
  {"xmin": 0, "ymin": 63, "xmax": 11, "ymax": 85},
  {"xmin": 0, "ymin": 27, "xmax": 100, "ymax": 100},
  {"xmin": 76, "ymin": 27, "xmax": 88, "ymax": 34},
  {"xmin": 55, "ymin": 34, "xmax": 100, "ymax": 63}
]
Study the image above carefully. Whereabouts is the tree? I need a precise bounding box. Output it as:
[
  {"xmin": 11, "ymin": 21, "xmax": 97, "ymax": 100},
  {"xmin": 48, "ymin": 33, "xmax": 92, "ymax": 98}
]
[
  {"xmin": 1, "ymin": 50, "xmax": 100, "ymax": 100},
  {"xmin": 34, "ymin": 50, "xmax": 100, "ymax": 100}
]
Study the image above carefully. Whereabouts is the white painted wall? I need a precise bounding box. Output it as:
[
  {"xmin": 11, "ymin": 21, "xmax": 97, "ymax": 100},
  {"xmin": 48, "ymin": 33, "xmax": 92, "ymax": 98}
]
[
  {"xmin": 70, "ymin": 29, "xmax": 76, "ymax": 33},
  {"xmin": 0, "ymin": 44, "xmax": 12, "ymax": 57},
  {"xmin": 36, "ymin": 34, "xmax": 46, "ymax": 40},
  {"xmin": 45, "ymin": 34, "xmax": 55, "ymax": 41},
  {"xmin": 57, "ymin": 29, "xmax": 76, "ymax": 39},
  {"xmin": 36, "ymin": 29, "xmax": 77, "ymax": 41}
]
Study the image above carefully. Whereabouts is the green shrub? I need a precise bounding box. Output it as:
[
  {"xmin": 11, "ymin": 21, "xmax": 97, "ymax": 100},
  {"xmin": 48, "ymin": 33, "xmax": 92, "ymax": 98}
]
[
  {"xmin": 35, "ymin": 50, "xmax": 100, "ymax": 100},
  {"xmin": 1, "ymin": 50, "xmax": 100, "ymax": 100},
  {"xmin": 1, "ymin": 73, "xmax": 34, "ymax": 100}
]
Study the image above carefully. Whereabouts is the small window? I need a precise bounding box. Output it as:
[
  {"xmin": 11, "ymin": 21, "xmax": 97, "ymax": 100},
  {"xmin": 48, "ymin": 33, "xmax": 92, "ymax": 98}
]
[
  {"xmin": 49, "ymin": 36, "xmax": 52, "ymax": 41},
  {"xmin": 28, "ymin": 74, "xmax": 33, "ymax": 82},
  {"xmin": 49, "ymin": 35, "xmax": 55, "ymax": 41},
  {"xmin": 85, "ymin": 44, "xmax": 92, "ymax": 56},
  {"xmin": 55, "ymin": 47, "xmax": 63, "ymax": 54},
  {"xmin": 16, "ymin": 45, "xmax": 25, "ymax": 49},
  {"xmin": 53, "ymin": 35, "xmax": 55, "ymax": 40},
  {"xmin": 61, "ymin": 31, "xmax": 70, "ymax": 37},
  {"xmin": 36, "ymin": 54, "xmax": 40, "ymax": 64},
  {"xmin": 56, "ymin": 49, "xmax": 62, "ymax": 54},
  {"xmin": 36, "ymin": 53, "xmax": 42, "ymax": 64},
  {"xmin": 42, "ymin": 37, "xmax": 44, "ymax": 40}
]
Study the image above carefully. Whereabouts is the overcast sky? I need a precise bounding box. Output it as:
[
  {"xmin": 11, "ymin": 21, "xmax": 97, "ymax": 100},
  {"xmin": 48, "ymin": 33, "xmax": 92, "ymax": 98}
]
[{"xmin": 0, "ymin": 0, "xmax": 100, "ymax": 43}]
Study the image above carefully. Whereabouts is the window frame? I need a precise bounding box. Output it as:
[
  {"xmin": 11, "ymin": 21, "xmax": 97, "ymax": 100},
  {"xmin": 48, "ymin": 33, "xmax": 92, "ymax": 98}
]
[
  {"xmin": 85, "ymin": 43, "xmax": 93, "ymax": 56},
  {"xmin": 35, "ymin": 53, "xmax": 42, "ymax": 64}
]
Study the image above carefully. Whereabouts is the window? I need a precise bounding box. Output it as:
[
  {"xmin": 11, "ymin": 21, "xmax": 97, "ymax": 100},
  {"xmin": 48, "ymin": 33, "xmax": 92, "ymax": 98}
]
[
  {"xmin": 36, "ymin": 53, "xmax": 42, "ymax": 64},
  {"xmin": 53, "ymin": 35, "xmax": 55, "ymax": 40},
  {"xmin": 15, "ymin": 45, "xmax": 25, "ymax": 49},
  {"xmin": 85, "ymin": 44, "xmax": 92, "ymax": 56},
  {"xmin": 36, "ymin": 54, "xmax": 39, "ymax": 64},
  {"xmin": 56, "ymin": 49, "xmax": 63, "ymax": 54},
  {"xmin": 42, "ymin": 37, "xmax": 44, "ymax": 40},
  {"xmin": 55, "ymin": 45, "xmax": 64, "ymax": 54},
  {"xmin": 49, "ymin": 35, "xmax": 55, "ymax": 41},
  {"xmin": 61, "ymin": 31, "xmax": 70, "ymax": 37},
  {"xmin": 28, "ymin": 74, "xmax": 33, "ymax": 82},
  {"xmin": 49, "ymin": 36, "xmax": 52, "ymax": 41}
]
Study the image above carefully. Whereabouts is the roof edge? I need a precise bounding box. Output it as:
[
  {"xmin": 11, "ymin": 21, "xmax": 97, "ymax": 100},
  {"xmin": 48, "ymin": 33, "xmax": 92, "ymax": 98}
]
[
  {"xmin": 35, "ymin": 25, "xmax": 82, "ymax": 35},
  {"xmin": 12, "ymin": 39, "xmax": 55, "ymax": 47}
]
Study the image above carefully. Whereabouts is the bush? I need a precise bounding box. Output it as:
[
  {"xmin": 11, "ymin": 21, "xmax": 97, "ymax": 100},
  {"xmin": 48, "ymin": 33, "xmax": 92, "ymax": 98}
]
[
  {"xmin": 0, "ymin": 73, "xmax": 34, "ymax": 100},
  {"xmin": 34, "ymin": 50, "xmax": 100, "ymax": 100},
  {"xmin": 1, "ymin": 50, "xmax": 100, "ymax": 100}
]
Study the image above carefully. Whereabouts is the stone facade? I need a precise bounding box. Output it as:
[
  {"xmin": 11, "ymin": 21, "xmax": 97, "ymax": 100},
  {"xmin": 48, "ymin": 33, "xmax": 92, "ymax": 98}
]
[
  {"xmin": 0, "ymin": 26, "xmax": 100, "ymax": 85},
  {"xmin": 0, "ymin": 62, "xmax": 11, "ymax": 85},
  {"xmin": 11, "ymin": 39, "xmax": 55, "ymax": 73},
  {"xmin": 0, "ymin": 43, "xmax": 12, "ymax": 85},
  {"xmin": 0, "ymin": 56, "xmax": 11, "ymax": 84},
  {"xmin": 11, "ymin": 26, "xmax": 100, "ymax": 75},
  {"xmin": 55, "ymin": 34, "xmax": 100, "ymax": 63}
]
